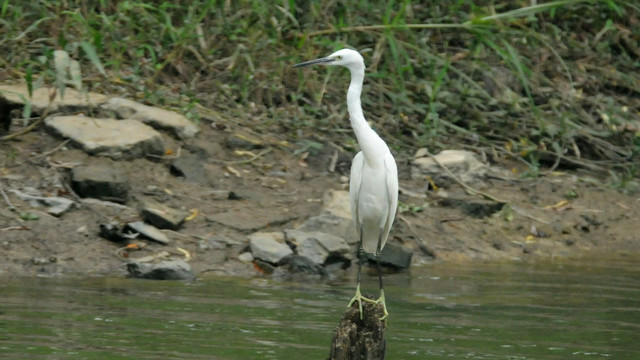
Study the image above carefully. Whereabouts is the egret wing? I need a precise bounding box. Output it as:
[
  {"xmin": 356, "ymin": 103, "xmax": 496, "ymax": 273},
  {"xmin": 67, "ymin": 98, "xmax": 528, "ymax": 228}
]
[
  {"xmin": 349, "ymin": 151, "xmax": 365, "ymax": 237},
  {"xmin": 380, "ymin": 152, "xmax": 398, "ymax": 250}
]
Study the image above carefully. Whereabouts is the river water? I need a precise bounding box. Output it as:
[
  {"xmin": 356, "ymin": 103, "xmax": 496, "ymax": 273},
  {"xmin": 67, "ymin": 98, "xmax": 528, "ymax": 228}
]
[{"xmin": 1, "ymin": 255, "xmax": 639, "ymax": 359}]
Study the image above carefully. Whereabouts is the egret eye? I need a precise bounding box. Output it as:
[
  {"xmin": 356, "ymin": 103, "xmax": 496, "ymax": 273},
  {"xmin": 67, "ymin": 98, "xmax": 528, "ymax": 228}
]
[{"xmin": 336, "ymin": 55, "xmax": 342, "ymax": 60}]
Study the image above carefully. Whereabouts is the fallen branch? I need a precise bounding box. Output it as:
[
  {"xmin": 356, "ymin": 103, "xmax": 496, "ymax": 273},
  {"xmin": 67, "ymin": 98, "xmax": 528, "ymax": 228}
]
[
  {"xmin": 422, "ymin": 148, "xmax": 506, "ymax": 203},
  {"xmin": 222, "ymin": 148, "xmax": 273, "ymax": 165},
  {"xmin": 0, "ymin": 182, "xmax": 16, "ymax": 211}
]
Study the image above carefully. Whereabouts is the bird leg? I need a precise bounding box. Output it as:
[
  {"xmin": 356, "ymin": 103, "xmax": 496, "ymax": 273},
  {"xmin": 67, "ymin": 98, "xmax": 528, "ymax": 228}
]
[
  {"xmin": 348, "ymin": 239, "xmax": 374, "ymax": 319},
  {"xmin": 375, "ymin": 244, "xmax": 389, "ymax": 321}
]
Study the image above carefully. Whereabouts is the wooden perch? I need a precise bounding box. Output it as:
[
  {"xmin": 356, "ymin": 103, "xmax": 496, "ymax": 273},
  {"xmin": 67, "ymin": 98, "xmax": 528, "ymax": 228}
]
[{"xmin": 328, "ymin": 299, "xmax": 387, "ymax": 360}]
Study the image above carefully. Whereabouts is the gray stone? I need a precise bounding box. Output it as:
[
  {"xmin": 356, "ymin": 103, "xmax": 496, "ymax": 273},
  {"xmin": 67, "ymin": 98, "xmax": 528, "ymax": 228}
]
[
  {"xmin": 45, "ymin": 116, "xmax": 165, "ymax": 160},
  {"xmin": 127, "ymin": 259, "xmax": 195, "ymax": 280},
  {"xmin": 169, "ymin": 155, "xmax": 209, "ymax": 185},
  {"xmin": 249, "ymin": 231, "xmax": 293, "ymax": 264},
  {"xmin": 237, "ymin": 252, "xmax": 254, "ymax": 263},
  {"xmin": 0, "ymin": 84, "xmax": 108, "ymax": 113},
  {"xmin": 365, "ymin": 242, "xmax": 413, "ymax": 269},
  {"xmin": 412, "ymin": 149, "xmax": 487, "ymax": 185},
  {"xmin": 100, "ymin": 97, "xmax": 199, "ymax": 139},
  {"xmin": 71, "ymin": 165, "xmax": 130, "ymax": 203},
  {"xmin": 298, "ymin": 213, "xmax": 358, "ymax": 245},
  {"xmin": 99, "ymin": 223, "xmax": 129, "ymax": 243},
  {"xmin": 9, "ymin": 189, "xmax": 75, "ymax": 216},
  {"xmin": 125, "ymin": 221, "xmax": 171, "ymax": 245},
  {"xmin": 285, "ymin": 229, "xmax": 351, "ymax": 265},
  {"xmin": 278, "ymin": 254, "xmax": 328, "ymax": 277},
  {"xmin": 439, "ymin": 197, "xmax": 505, "ymax": 218},
  {"xmin": 139, "ymin": 198, "xmax": 188, "ymax": 230}
]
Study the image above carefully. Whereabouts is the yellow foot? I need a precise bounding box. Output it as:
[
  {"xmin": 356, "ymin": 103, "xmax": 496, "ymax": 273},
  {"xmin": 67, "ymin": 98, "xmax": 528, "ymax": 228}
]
[
  {"xmin": 347, "ymin": 284, "xmax": 375, "ymax": 319},
  {"xmin": 375, "ymin": 289, "xmax": 389, "ymax": 321}
]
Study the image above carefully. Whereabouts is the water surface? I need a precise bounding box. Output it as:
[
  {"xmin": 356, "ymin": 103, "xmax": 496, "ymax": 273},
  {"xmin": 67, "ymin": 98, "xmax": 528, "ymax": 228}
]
[{"xmin": 1, "ymin": 256, "xmax": 639, "ymax": 359}]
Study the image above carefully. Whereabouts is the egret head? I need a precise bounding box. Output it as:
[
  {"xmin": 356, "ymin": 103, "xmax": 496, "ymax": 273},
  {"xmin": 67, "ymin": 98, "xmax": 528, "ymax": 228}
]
[{"xmin": 293, "ymin": 49, "xmax": 364, "ymax": 72}]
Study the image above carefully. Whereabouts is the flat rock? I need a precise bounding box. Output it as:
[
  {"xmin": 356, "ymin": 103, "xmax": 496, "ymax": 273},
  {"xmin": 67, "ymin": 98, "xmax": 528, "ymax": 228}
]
[
  {"xmin": 249, "ymin": 231, "xmax": 292, "ymax": 264},
  {"xmin": 0, "ymin": 84, "xmax": 108, "ymax": 113},
  {"xmin": 100, "ymin": 97, "xmax": 199, "ymax": 139},
  {"xmin": 412, "ymin": 149, "xmax": 487, "ymax": 185},
  {"xmin": 127, "ymin": 259, "xmax": 195, "ymax": 280},
  {"xmin": 139, "ymin": 198, "xmax": 188, "ymax": 230},
  {"xmin": 365, "ymin": 242, "xmax": 413, "ymax": 269},
  {"xmin": 10, "ymin": 189, "xmax": 75, "ymax": 216},
  {"xmin": 71, "ymin": 164, "xmax": 130, "ymax": 203},
  {"xmin": 169, "ymin": 155, "xmax": 209, "ymax": 185},
  {"xmin": 125, "ymin": 221, "xmax": 171, "ymax": 245},
  {"xmin": 298, "ymin": 213, "xmax": 358, "ymax": 245},
  {"xmin": 285, "ymin": 229, "xmax": 351, "ymax": 265},
  {"xmin": 209, "ymin": 208, "xmax": 298, "ymax": 232},
  {"xmin": 45, "ymin": 115, "xmax": 164, "ymax": 160}
]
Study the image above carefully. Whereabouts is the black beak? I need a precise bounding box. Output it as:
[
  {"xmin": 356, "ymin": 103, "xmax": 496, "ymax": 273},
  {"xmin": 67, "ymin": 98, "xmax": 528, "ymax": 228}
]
[{"xmin": 292, "ymin": 57, "xmax": 333, "ymax": 68}]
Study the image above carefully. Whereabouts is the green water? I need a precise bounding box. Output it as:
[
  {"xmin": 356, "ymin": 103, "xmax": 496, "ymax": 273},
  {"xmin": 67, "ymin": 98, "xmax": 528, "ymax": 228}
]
[{"xmin": 1, "ymin": 256, "xmax": 639, "ymax": 359}]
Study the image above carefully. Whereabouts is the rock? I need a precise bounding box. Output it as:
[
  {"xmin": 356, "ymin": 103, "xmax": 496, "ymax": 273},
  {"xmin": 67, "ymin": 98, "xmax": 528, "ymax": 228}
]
[
  {"xmin": 209, "ymin": 208, "xmax": 298, "ymax": 232},
  {"xmin": 169, "ymin": 155, "xmax": 209, "ymax": 185},
  {"xmin": 100, "ymin": 97, "xmax": 199, "ymax": 139},
  {"xmin": 278, "ymin": 254, "xmax": 328, "ymax": 276},
  {"xmin": 330, "ymin": 300, "xmax": 387, "ymax": 360},
  {"xmin": 285, "ymin": 229, "xmax": 351, "ymax": 265},
  {"xmin": 139, "ymin": 198, "xmax": 188, "ymax": 230},
  {"xmin": 322, "ymin": 190, "xmax": 352, "ymax": 220},
  {"xmin": 45, "ymin": 116, "xmax": 164, "ymax": 160},
  {"xmin": 298, "ymin": 213, "xmax": 358, "ymax": 245},
  {"xmin": 31, "ymin": 256, "xmax": 57, "ymax": 265},
  {"xmin": 0, "ymin": 84, "xmax": 108, "ymax": 113},
  {"xmin": 71, "ymin": 164, "xmax": 130, "ymax": 203},
  {"xmin": 127, "ymin": 259, "xmax": 195, "ymax": 280},
  {"xmin": 237, "ymin": 252, "xmax": 254, "ymax": 263},
  {"xmin": 99, "ymin": 223, "xmax": 129, "ymax": 243},
  {"xmin": 439, "ymin": 197, "xmax": 505, "ymax": 218},
  {"xmin": 365, "ymin": 242, "xmax": 412, "ymax": 269},
  {"xmin": 0, "ymin": 96, "xmax": 20, "ymax": 135},
  {"xmin": 249, "ymin": 231, "xmax": 293, "ymax": 264},
  {"xmin": 125, "ymin": 221, "xmax": 171, "ymax": 245},
  {"xmin": 207, "ymin": 190, "xmax": 233, "ymax": 200},
  {"xmin": 412, "ymin": 149, "xmax": 487, "ymax": 185},
  {"xmin": 9, "ymin": 189, "xmax": 75, "ymax": 216}
]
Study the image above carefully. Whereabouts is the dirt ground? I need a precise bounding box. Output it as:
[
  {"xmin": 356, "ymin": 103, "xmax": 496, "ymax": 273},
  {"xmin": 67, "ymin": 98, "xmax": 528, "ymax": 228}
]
[{"xmin": 1, "ymin": 117, "xmax": 639, "ymax": 278}]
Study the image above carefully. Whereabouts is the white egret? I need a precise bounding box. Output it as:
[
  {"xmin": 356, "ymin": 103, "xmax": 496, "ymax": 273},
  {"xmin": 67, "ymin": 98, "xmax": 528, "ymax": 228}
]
[{"xmin": 293, "ymin": 49, "xmax": 398, "ymax": 320}]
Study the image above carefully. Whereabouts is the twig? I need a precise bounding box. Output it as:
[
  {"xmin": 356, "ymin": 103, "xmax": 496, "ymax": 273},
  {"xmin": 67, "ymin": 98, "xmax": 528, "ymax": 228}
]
[
  {"xmin": 222, "ymin": 148, "xmax": 273, "ymax": 165},
  {"xmin": 0, "ymin": 182, "xmax": 16, "ymax": 211},
  {"xmin": 422, "ymin": 148, "xmax": 506, "ymax": 203},
  {"xmin": 0, "ymin": 226, "xmax": 28, "ymax": 231},
  {"xmin": 328, "ymin": 150, "xmax": 339, "ymax": 173},
  {"xmin": 31, "ymin": 139, "xmax": 70, "ymax": 159},
  {"xmin": 510, "ymin": 205, "xmax": 551, "ymax": 225}
]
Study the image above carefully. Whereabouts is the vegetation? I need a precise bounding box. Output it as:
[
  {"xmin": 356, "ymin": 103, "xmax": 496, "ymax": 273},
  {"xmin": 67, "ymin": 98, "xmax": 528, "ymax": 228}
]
[{"xmin": 1, "ymin": 0, "xmax": 639, "ymax": 187}]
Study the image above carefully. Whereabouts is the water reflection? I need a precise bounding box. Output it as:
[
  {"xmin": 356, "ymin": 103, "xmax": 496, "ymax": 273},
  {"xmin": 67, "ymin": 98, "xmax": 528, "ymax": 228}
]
[{"xmin": 1, "ymin": 256, "xmax": 639, "ymax": 359}]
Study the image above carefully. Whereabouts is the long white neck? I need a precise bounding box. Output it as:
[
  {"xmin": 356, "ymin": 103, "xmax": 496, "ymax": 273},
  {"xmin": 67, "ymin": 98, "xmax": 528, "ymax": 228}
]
[{"xmin": 346, "ymin": 65, "xmax": 387, "ymax": 164}]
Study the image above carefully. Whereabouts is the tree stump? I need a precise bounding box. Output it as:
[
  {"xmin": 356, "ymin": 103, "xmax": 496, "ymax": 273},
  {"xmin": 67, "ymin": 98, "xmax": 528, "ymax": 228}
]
[{"xmin": 328, "ymin": 299, "xmax": 387, "ymax": 360}]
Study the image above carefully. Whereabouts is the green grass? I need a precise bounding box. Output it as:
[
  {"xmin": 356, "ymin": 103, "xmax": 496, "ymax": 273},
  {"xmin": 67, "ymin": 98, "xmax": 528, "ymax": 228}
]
[{"xmin": 0, "ymin": 0, "xmax": 639, "ymax": 183}]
